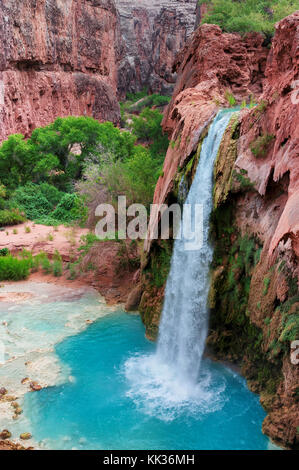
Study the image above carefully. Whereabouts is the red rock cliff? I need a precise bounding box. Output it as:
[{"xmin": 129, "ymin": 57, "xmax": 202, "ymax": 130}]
[
  {"xmin": 0, "ymin": 0, "xmax": 122, "ymax": 141},
  {"xmin": 146, "ymin": 24, "xmax": 268, "ymax": 252},
  {"xmin": 116, "ymin": 0, "xmax": 198, "ymax": 97},
  {"xmin": 140, "ymin": 12, "xmax": 299, "ymax": 449}
]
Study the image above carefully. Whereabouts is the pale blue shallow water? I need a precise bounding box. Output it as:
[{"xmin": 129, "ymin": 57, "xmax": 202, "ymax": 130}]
[{"xmin": 24, "ymin": 311, "xmax": 270, "ymax": 450}]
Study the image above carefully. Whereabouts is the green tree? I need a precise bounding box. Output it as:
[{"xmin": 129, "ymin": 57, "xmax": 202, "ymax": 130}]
[{"xmin": 132, "ymin": 108, "xmax": 169, "ymax": 158}]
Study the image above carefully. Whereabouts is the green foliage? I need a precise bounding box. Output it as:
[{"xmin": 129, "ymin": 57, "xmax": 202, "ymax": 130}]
[
  {"xmin": 78, "ymin": 233, "xmax": 100, "ymax": 256},
  {"xmin": 10, "ymin": 183, "xmax": 86, "ymax": 225},
  {"xmin": 0, "ymin": 208, "xmax": 26, "ymax": 226},
  {"xmin": 250, "ymin": 133, "xmax": 275, "ymax": 158},
  {"xmin": 132, "ymin": 108, "xmax": 169, "ymax": 158},
  {"xmin": 0, "ymin": 255, "xmax": 30, "ymax": 280},
  {"xmin": 263, "ymin": 276, "xmax": 271, "ymax": 295},
  {"xmin": 53, "ymin": 259, "xmax": 63, "ymax": 277},
  {"xmin": 10, "ymin": 183, "xmax": 60, "ymax": 220},
  {"xmin": 51, "ymin": 193, "xmax": 87, "ymax": 225},
  {"xmin": 0, "ymin": 248, "xmax": 9, "ymax": 257},
  {"xmin": 202, "ymin": 0, "xmax": 298, "ymax": 36},
  {"xmin": 0, "ymin": 117, "xmax": 137, "ymax": 192},
  {"xmin": 41, "ymin": 255, "xmax": 52, "ymax": 274},
  {"xmin": 126, "ymin": 88, "xmax": 149, "ymax": 102},
  {"xmin": 146, "ymin": 241, "xmax": 173, "ymax": 288},
  {"xmin": 102, "ymin": 146, "xmax": 162, "ymax": 211},
  {"xmin": 225, "ymin": 90, "xmax": 237, "ymax": 107},
  {"xmin": 68, "ymin": 262, "xmax": 78, "ymax": 280},
  {"xmin": 123, "ymin": 94, "xmax": 171, "ymax": 113}
]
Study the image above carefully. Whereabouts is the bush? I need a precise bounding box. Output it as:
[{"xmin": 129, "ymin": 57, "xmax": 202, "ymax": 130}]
[
  {"xmin": 53, "ymin": 259, "xmax": 63, "ymax": 277},
  {"xmin": 10, "ymin": 183, "xmax": 86, "ymax": 226},
  {"xmin": 0, "ymin": 256, "xmax": 30, "ymax": 280},
  {"xmin": 10, "ymin": 183, "xmax": 61, "ymax": 220},
  {"xmin": 202, "ymin": 0, "xmax": 298, "ymax": 36},
  {"xmin": 0, "ymin": 248, "xmax": 9, "ymax": 257},
  {"xmin": 51, "ymin": 193, "xmax": 87, "ymax": 225},
  {"xmin": 0, "ymin": 209, "xmax": 26, "ymax": 226},
  {"xmin": 250, "ymin": 134, "xmax": 275, "ymax": 158},
  {"xmin": 102, "ymin": 146, "xmax": 162, "ymax": 211},
  {"xmin": 132, "ymin": 108, "xmax": 169, "ymax": 158}
]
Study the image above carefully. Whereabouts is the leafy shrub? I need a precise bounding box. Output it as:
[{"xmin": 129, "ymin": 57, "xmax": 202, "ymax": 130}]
[
  {"xmin": 225, "ymin": 90, "xmax": 236, "ymax": 107},
  {"xmin": 0, "ymin": 256, "xmax": 30, "ymax": 280},
  {"xmin": 250, "ymin": 133, "xmax": 275, "ymax": 158},
  {"xmin": 125, "ymin": 94, "xmax": 171, "ymax": 113},
  {"xmin": 0, "ymin": 209, "xmax": 26, "ymax": 226},
  {"xmin": 132, "ymin": 108, "xmax": 169, "ymax": 158},
  {"xmin": 102, "ymin": 146, "xmax": 162, "ymax": 211},
  {"xmin": 41, "ymin": 256, "xmax": 52, "ymax": 274},
  {"xmin": 51, "ymin": 193, "xmax": 87, "ymax": 225},
  {"xmin": 10, "ymin": 183, "xmax": 86, "ymax": 226},
  {"xmin": 202, "ymin": 0, "xmax": 298, "ymax": 37},
  {"xmin": 0, "ymin": 248, "xmax": 9, "ymax": 257},
  {"xmin": 53, "ymin": 260, "xmax": 63, "ymax": 277},
  {"xmin": 10, "ymin": 183, "xmax": 59, "ymax": 220}
]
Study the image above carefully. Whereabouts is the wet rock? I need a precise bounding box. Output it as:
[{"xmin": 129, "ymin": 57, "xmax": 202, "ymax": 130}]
[
  {"xmin": 0, "ymin": 430, "xmax": 12, "ymax": 440},
  {"xmin": 125, "ymin": 285, "xmax": 143, "ymax": 312},
  {"xmin": 30, "ymin": 381, "xmax": 42, "ymax": 392},
  {"xmin": 20, "ymin": 433, "xmax": 32, "ymax": 441}
]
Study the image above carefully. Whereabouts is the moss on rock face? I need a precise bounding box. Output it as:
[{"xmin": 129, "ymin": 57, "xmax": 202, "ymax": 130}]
[
  {"xmin": 139, "ymin": 240, "xmax": 173, "ymax": 340},
  {"xmin": 213, "ymin": 113, "xmax": 240, "ymax": 208}
]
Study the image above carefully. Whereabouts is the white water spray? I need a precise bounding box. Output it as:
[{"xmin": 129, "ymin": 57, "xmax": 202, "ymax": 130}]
[
  {"xmin": 125, "ymin": 110, "xmax": 236, "ymax": 416},
  {"xmin": 157, "ymin": 109, "xmax": 235, "ymax": 383}
]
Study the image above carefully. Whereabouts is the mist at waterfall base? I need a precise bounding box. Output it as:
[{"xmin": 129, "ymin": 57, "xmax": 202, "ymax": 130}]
[{"xmin": 24, "ymin": 110, "xmax": 270, "ymax": 449}]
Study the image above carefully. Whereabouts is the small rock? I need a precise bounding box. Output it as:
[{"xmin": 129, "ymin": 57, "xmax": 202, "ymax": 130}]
[
  {"xmin": 2, "ymin": 395, "xmax": 17, "ymax": 402},
  {"xmin": 0, "ymin": 387, "xmax": 7, "ymax": 396},
  {"xmin": 125, "ymin": 285, "xmax": 143, "ymax": 312},
  {"xmin": 11, "ymin": 402, "xmax": 19, "ymax": 409},
  {"xmin": 30, "ymin": 381, "xmax": 42, "ymax": 392},
  {"xmin": 21, "ymin": 377, "xmax": 29, "ymax": 385},
  {"xmin": 20, "ymin": 432, "xmax": 32, "ymax": 440},
  {"xmin": 0, "ymin": 429, "xmax": 12, "ymax": 440},
  {"xmin": 15, "ymin": 407, "xmax": 23, "ymax": 415}
]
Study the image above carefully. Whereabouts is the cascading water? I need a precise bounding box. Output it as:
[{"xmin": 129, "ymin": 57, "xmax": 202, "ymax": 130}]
[
  {"xmin": 125, "ymin": 109, "xmax": 237, "ymax": 417},
  {"xmin": 157, "ymin": 109, "xmax": 236, "ymax": 383}
]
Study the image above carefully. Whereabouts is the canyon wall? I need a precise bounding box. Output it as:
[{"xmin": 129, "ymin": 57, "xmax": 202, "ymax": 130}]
[
  {"xmin": 0, "ymin": 0, "xmax": 122, "ymax": 141},
  {"xmin": 138, "ymin": 12, "xmax": 299, "ymax": 449},
  {"xmin": 116, "ymin": 0, "xmax": 198, "ymax": 97}
]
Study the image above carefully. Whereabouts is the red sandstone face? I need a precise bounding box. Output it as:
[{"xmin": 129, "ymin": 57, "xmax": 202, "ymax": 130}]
[
  {"xmin": 145, "ymin": 24, "xmax": 269, "ymax": 253},
  {"xmin": 237, "ymin": 11, "xmax": 299, "ymax": 258},
  {"xmin": 0, "ymin": 0, "xmax": 122, "ymax": 141}
]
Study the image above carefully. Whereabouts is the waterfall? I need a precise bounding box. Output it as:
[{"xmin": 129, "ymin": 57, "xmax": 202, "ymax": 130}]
[
  {"xmin": 156, "ymin": 109, "xmax": 235, "ymax": 384},
  {"xmin": 125, "ymin": 109, "xmax": 236, "ymax": 417}
]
